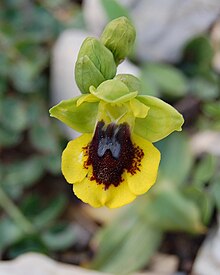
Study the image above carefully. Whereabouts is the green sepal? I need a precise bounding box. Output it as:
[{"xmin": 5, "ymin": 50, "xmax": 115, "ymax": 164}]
[
  {"xmin": 114, "ymin": 74, "xmax": 141, "ymax": 93},
  {"xmin": 90, "ymin": 79, "xmax": 137, "ymax": 103},
  {"xmin": 100, "ymin": 17, "xmax": 136, "ymax": 65},
  {"xmin": 75, "ymin": 37, "xmax": 117, "ymax": 93},
  {"xmin": 134, "ymin": 96, "xmax": 184, "ymax": 142},
  {"xmin": 49, "ymin": 97, "xmax": 99, "ymax": 133}
]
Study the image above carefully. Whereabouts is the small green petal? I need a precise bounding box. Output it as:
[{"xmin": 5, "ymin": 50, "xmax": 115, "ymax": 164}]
[
  {"xmin": 134, "ymin": 95, "xmax": 184, "ymax": 142},
  {"xmin": 49, "ymin": 96, "xmax": 98, "ymax": 133},
  {"xmin": 76, "ymin": 94, "xmax": 99, "ymax": 106},
  {"xmin": 114, "ymin": 74, "xmax": 142, "ymax": 93},
  {"xmin": 90, "ymin": 79, "xmax": 137, "ymax": 103},
  {"xmin": 130, "ymin": 98, "xmax": 149, "ymax": 118}
]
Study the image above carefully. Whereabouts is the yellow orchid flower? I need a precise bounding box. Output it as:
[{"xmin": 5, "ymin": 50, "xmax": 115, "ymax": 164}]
[
  {"xmin": 50, "ymin": 78, "xmax": 183, "ymax": 208},
  {"xmin": 49, "ymin": 17, "xmax": 184, "ymax": 208}
]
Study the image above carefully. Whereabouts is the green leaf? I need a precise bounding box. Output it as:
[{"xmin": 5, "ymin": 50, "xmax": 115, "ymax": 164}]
[
  {"xmin": 189, "ymin": 77, "xmax": 219, "ymax": 100},
  {"xmin": 142, "ymin": 63, "xmax": 187, "ymax": 97},
  {"xmin": 10, "ymin": 60, "xmax": 39, "ymax": 93},
  {"xmin": 139, "ymin": 71, "xmax": 159, "ymax": 96},
  {"xmin": 3, "ymin": 157, "xmax": 44, "ymax": 198},
  {"xmin": 183, "ymin": 36, "xmax": 214, "ymax": 76},
  {"xmin": 20, "ymin": 194, "xmax": 66, "ymax": 229},
  {"xmin": 20, "ymin": 194, "xmax": 42, "ymax": 219},
  {"xmin": 29, "ymin": 122, "xmax": 59, "ymax": 154},
  {"xmin": 203, "ymin": 101, "xmax": 220, "ymax": 119},
  {"xmin": 146, "ymin": 185, "xmax": 205, "ymax": 233},
  {"xmin": 92, "ymin": 205, "xmax": 162, "ymax": 274},
  {"xmin": 15, "ymin": 41, "xmax": 48, "ymax": 70},
  {"xmin": 134, "ymin": 95, "xmax": 184, "ymax": 142},
  {"xmin": 182, "ymin": 186, "xmax": 214, "ymax": 225},
  {"xmin": 94, "ymin": 224, "xmax": 161, "ymax": 274},
  {"xmin": 157, "ymin": 132, "xmax": 193, "ymax": 185},
  {"xmin": 33, "ymin": 195, "xmax": 66, "ymax": 229},
  {"xmin": 93, "ymin": 207, "xmax": 138, "ymax": 269},
  {"xmin": 100, "ymin": 0, "xmax": 131, "ymax": 21},
  {"xmin": 7, "ymin": 235, "xmax": 48, "ymax": 258},
  {"xmin": 49, "ymin": 97, "xmax": 99, "ymax": 133},
  {"xmin": 0, "ymin": 125, "xmax": 21, "ymax": 147},
  {"xmin": 43, "ymin": 151, "xmax": 62, "ymax": 174},
  {"xmin": 42, "ymin": 223, "xmax": 76, "ymax": 251},
  {"xmin": 0, "ymin": 54, "xmax": 10, "ymax": 77},
  {"xmin": 0, "ymin": 97, "xmax": 29, "ymax": 132},
  {"xmin": 0, "ymin": 217, "xmax": 23, "ymax": 250},
  {"xmin": 192, "ymin": 154, "xmax": 217, "ymax": 188},
  {"xmin": 211, "ymin": 176, "xmax": 220, "ymax": 211},
  {"xmin": 13, "ymin": 5, "xmax": 59, "ymax": 43},
  {"xmin": 0, "ymin": 76, "xmax": 8, "ymax": 96}
]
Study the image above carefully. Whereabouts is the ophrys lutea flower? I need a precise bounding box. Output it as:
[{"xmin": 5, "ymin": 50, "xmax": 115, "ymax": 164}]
[
  {"xmin": 50, "ymin": 78, "xmax": 183, "ymax": 208},
  {"xmin": 49, "ymin": 17, "xmax": 184, "ymax": 208}
]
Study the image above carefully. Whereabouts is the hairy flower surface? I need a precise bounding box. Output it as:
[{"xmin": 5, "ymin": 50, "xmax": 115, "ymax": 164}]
[{"xmin": 49, "ymin": 17, "xmax": 184, "ymax": 208}]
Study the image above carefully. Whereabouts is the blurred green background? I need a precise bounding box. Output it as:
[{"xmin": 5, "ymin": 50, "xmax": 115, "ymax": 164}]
[{"xmin": 1, "ymin": 0, "xmax": 220, "ymax": 274}]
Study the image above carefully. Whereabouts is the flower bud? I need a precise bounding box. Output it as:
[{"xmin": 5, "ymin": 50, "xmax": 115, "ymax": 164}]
[
  {"xmin": 100, "ymin": 17, "xmax": 136, "ymax": 65},
  {"xmin": 75, "ymin": 37, "xmax": 117, "ymax": 93}
]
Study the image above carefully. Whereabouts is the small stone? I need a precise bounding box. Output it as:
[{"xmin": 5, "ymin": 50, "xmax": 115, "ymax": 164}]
[
  {"xmin": 0, "ymin": 252, "xmax": 108, "ymax": 275},
  {"xmin": 192, "ymin": 215, "xmax": 220, "ymax": 275},
  {"xmin": 190, "ymin": 131, "xmax": 220, "ymax": 156},
  {"xmin": 149, "ymin": 253, "xmax": 179, "ymax": 273}
]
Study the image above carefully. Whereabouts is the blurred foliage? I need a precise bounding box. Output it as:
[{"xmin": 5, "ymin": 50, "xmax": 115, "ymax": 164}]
[
  {"xmin": 0, "ymin": 0, "xmax": 84, "ymax": 258},
  {"xmin": 1, "ymin": 0, "xmax": 220, "ymax": 274}
]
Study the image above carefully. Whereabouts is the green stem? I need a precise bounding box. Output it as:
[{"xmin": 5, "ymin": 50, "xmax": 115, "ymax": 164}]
[{"xmin": 0, "ymin": 187, "xmax": 36, "ymax": 235}]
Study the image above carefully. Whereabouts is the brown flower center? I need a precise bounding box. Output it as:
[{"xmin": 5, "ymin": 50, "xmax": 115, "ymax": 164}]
[{"xmin": 84, "ymin": 121, "xmax": 144, "ymax": 190}]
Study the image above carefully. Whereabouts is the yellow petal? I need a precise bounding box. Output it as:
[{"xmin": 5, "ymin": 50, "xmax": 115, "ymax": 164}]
[
  {"xmin": 105, "ymin": 179, "xmax": 137, "ymax": 208},
  {"xmin": 130, "ymin": 98, "xmax": 150, "ymax": 118},
  {"xmin": 73, "ymin": 174, "xmax": 136, "ymax": 208},
  {"xmin": 62, "ymin": 134, "xmax": 92, "ymax": 183},
  {"xmin": 126, "ymin": 134, "xmax": 161, "ymax": 195}
]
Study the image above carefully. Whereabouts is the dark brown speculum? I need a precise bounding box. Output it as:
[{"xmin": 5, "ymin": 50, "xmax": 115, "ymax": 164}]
[{"xmin": 84, "ymin": 121, "xmax": 144, "ymax": 190}]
